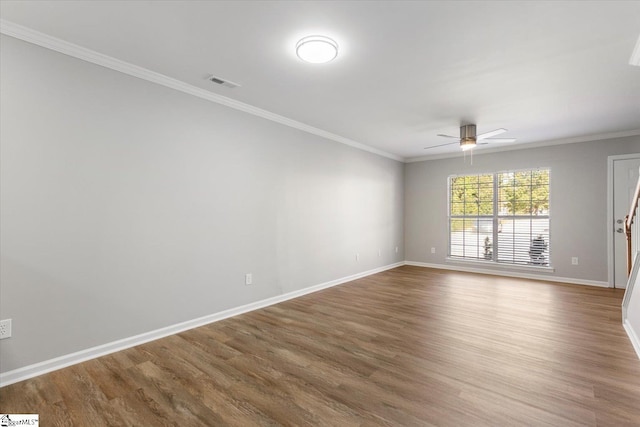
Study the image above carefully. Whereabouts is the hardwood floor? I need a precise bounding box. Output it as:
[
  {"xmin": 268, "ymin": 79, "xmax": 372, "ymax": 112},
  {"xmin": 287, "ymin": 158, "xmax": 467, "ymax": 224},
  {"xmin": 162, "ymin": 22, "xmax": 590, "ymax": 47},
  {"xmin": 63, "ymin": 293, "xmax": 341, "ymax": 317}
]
[{"xmin": 2, "ymin": 266, "xmax": 640, "ymax": 426}]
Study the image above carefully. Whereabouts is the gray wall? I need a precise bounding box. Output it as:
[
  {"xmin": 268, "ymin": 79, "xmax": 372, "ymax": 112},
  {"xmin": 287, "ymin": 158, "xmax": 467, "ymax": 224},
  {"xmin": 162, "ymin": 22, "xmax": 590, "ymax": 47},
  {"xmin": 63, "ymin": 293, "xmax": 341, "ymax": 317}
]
[
  {"xmin": 405, "ymin": 136, "xmax": 640, "ymax": 282},
  {"xmin": 0, "ymin": 35, "xmax": 405, "ymax": 373}
]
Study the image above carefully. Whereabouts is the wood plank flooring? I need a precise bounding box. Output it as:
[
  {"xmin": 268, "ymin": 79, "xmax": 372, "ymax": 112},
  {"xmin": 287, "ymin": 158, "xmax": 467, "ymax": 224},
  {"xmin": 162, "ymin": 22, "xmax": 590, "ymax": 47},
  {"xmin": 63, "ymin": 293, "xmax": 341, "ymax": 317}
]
[{"xmin": 2, "ymin": 266, "xmax": 640, "ymax": 426}]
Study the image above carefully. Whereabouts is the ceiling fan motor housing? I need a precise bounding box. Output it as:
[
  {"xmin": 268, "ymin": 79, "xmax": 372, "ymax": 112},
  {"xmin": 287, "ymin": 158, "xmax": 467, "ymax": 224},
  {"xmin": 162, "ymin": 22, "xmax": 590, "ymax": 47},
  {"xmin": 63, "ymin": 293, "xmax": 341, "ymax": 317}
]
[
  {"xmin": 460, "ymin": 124, "xmax": 476, "ymax": 149},
  {"xmin": 460, "ymin": 124, "xmax": 477, "ymax": 141}
]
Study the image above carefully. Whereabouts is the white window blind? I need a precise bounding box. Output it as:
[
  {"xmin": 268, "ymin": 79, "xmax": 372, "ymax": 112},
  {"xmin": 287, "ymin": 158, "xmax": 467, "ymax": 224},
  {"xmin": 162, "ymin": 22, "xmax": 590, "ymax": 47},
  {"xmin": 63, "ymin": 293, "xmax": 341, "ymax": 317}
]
[{"xmin": 449, "ymin": 168, "xmax": 550, "ymax": 267}]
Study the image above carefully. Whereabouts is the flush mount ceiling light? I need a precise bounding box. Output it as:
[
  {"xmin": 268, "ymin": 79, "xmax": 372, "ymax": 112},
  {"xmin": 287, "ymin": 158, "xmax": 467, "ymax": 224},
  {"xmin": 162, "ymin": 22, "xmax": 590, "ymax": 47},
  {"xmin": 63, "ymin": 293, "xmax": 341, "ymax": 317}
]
[{"xmin": 296, "ymin": 35, "xmax": 338, "ymax": 64}]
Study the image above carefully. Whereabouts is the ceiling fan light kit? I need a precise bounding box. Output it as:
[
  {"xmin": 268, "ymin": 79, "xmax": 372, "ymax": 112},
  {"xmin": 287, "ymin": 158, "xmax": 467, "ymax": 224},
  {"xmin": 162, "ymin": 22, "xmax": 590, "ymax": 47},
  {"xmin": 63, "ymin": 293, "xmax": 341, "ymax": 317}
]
[{"xmin": 460, "ymin": 139, "xmax": 476, "ymax": 151}]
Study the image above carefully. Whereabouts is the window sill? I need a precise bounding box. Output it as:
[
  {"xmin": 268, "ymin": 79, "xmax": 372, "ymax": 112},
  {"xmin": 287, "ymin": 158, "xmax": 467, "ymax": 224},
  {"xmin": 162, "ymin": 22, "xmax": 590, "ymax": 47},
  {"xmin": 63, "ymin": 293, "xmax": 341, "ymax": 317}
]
[{"xmin": 445, "ymin": 257, "xmax": 555, "ymax": 273}]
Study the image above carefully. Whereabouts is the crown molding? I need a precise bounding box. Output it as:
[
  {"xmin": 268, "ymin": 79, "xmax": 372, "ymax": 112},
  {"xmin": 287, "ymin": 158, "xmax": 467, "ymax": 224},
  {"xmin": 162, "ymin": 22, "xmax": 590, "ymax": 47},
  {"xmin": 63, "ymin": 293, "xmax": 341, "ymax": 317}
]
[
  {"xmin": 406, "ymin": 129, "xmax": 640, "ymax": 163},
  {"xmin": 0, "ymin": 19, "xmax": 404, "ymax": 163}
]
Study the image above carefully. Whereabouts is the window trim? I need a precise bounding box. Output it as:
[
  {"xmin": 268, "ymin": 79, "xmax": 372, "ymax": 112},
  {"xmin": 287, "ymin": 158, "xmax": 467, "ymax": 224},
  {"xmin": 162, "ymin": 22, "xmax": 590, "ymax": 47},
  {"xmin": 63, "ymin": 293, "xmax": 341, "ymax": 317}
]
[{"xmin": 447, "ymin": 167, "xmax": 551, "ymax": 268}]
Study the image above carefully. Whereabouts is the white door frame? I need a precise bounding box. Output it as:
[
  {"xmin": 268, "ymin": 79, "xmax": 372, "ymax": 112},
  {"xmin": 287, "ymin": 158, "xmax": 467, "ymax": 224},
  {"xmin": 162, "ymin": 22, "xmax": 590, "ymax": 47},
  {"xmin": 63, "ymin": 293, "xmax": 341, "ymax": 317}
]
[{"xmin": 608, "ymin": 153, "xmax": 640, "ymax": 288}]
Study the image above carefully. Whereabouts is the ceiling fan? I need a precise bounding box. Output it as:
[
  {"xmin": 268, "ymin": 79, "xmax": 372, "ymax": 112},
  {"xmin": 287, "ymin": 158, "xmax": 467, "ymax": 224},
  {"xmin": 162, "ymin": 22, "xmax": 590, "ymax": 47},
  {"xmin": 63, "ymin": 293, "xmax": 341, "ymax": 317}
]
[{"xmin": 425, "ymin": 124, "xmax": 516, "ymax": 151}]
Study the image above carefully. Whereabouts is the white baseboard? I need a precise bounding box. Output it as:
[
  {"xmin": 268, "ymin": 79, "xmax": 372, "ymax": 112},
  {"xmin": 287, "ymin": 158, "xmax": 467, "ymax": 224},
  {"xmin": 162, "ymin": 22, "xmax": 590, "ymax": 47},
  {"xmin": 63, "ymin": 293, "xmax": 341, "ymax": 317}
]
[
  {"xmin": 623, "ymin": 319, "xmax": 640, "ymax": 360},
  {"xmin": 0, "ymin": 260, "xmax": 614, "ymax": 386},
  {"xmin": 0, "ymin": 262, "xmax": 404, "ymax": 387},
  {"xmin": 404, "ymin": 261, "xmax": 610, "ymax": 288},
  {"xmin": 410, "ymin": 261, "xmax": 640, "ymax": 357}
]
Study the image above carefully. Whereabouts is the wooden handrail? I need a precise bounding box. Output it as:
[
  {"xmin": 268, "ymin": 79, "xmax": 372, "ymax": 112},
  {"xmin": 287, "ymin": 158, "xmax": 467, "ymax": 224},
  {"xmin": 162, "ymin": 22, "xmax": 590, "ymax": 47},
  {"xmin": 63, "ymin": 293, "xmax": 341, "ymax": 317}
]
[{"xmin": 625, "ymin": 175, "xmax": 640, "ymax": 275}]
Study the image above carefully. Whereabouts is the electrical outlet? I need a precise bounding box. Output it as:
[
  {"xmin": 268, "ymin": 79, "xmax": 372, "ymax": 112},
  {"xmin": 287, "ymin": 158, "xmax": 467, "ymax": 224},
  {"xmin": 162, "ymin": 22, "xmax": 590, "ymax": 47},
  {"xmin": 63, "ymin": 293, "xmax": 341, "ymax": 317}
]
[
  {"xmin": 356, "ymin": 253, "xmax": 360, "ymax": 262},
  {"xmin": 431, "ymin": 247, "xmax": 436, "ymax": 254},
  {"xmin": 245, "ymin": 273, "xmax": 252, "ymax": 285},
  {"xmin": 571, "ymin": 257, "xmax": 579, "ymax": 265},
  {"xmin": 0, "ymin": 319, "xmax": 12, "ymax": 339},
  {"xmin": 395, "ymin": 246, "xmax": 398, "ymax": 253},
  {"xmin": 378, "ymin": 249, "xmax": 382, "ymax": 257}
]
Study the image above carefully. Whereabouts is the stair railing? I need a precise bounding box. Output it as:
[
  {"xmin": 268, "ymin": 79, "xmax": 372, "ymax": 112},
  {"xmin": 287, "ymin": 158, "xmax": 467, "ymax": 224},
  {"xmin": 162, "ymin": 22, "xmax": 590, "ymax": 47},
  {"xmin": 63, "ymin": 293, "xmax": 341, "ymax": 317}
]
[{"xmin": 625, "ymin": 174, "xmax": 640, "ymax": 276}]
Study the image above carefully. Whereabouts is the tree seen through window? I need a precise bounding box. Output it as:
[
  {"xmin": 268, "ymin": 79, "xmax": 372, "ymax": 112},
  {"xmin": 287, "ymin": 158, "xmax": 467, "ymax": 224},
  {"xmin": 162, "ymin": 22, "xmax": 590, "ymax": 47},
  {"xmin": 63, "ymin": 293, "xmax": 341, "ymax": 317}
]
[{"xmin": 449, "ymin": 169, "xmax": 550, "ymax": 266}]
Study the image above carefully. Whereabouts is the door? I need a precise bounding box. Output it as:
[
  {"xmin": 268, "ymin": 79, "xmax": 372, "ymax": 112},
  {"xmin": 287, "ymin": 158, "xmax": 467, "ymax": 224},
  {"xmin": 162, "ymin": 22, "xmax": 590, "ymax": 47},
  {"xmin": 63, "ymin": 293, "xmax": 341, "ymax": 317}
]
[{"xmin": 612, "ymin": 156, "xmax": 640, "ymax": 288}]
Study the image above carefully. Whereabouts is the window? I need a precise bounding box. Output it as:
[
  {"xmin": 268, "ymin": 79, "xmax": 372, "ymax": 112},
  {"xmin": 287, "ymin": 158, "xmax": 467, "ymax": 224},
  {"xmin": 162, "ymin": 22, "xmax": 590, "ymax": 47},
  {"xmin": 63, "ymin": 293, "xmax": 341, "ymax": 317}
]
[{"xmin": 449, "ymin": 168, "xmax": 550, "ymax": 267}]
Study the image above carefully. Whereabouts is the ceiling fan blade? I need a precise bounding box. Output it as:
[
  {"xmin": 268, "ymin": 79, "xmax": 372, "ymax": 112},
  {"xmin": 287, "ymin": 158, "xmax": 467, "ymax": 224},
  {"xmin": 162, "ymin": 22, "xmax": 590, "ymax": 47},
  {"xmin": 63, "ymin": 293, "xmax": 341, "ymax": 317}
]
[
  {"xmin": 424, "ymin": 141, "xmax": 459, "ymax": 150},
  {"xmin": 477, "ymin": 128, "xmax": 507, "ymax": 140},
  {"xmin": 483, "ymin": 137, "xmax": 516, "ymax": 143},
  {"xmin": 436, "ymin": 134, "xmax": 459, "ymax": 139}
]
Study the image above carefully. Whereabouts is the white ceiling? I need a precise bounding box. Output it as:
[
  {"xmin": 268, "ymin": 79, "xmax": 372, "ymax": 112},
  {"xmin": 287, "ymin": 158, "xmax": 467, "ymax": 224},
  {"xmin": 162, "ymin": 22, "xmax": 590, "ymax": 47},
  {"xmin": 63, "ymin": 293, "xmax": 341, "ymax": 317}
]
[{"xmin": 1, "ymin": 1, "xmax": 640, "ymax": 161}]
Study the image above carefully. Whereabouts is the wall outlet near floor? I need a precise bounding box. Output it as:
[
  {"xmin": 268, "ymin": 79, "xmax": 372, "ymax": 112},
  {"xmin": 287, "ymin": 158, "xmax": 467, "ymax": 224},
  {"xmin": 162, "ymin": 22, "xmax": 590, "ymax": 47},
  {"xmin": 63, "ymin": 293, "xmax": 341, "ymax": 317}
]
[
  {"xmin": 395, "ymin": 246, "xmax": 398, "ymax": 253},
  {"xmin": 431, "ymin": 247, "xmax": 436, "ymax": 254},
  {"xmin": 571, "ymin": 257, "xmax": 579, "ymax": 265},
  {"xmin": 378, "ymin": 249, "xmax": 382, "ymax": 257},
  {"xmin": 0, "ymin": 319, "xmax": 12, "ymax": 339},
  {"xmin": 356, "ymin": 253, "xmax": 360, "ymax": 262},
  {"xmin": 245, "ymin": 273, "xmax": 253, "ymax": 285}
]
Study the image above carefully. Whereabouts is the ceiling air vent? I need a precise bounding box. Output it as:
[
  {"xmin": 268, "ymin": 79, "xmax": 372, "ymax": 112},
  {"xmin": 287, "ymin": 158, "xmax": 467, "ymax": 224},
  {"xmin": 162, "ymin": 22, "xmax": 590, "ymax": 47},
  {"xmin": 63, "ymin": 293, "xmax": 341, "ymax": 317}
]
[{"xmin": 208, "ymin": 75, "xmax": 241, "ymax": 89}]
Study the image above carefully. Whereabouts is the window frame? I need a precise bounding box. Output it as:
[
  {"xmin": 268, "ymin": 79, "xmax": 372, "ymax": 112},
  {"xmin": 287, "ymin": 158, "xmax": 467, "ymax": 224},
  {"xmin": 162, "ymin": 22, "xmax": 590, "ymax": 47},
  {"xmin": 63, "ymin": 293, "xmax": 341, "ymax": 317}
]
[{"xmin": 447, "ymin": 167, "xmax": 551, "ymax": 269}]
